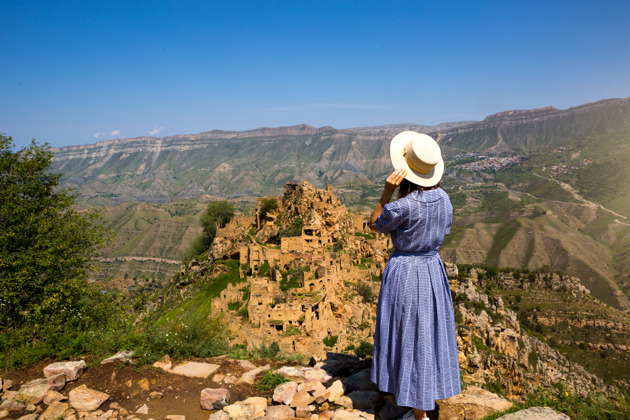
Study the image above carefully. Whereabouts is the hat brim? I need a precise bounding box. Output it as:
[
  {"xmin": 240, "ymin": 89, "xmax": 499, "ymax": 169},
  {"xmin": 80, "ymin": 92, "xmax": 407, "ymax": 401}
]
[{"xmin": 390, "ymin": 131, "xmax": 444, "ymax": 187}]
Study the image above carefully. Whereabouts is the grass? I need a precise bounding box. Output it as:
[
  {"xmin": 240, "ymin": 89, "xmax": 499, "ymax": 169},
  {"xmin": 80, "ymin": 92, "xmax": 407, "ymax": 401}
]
[{"xmin": 479, "ymin": 386, "xmax": 630, "ymax": 420}]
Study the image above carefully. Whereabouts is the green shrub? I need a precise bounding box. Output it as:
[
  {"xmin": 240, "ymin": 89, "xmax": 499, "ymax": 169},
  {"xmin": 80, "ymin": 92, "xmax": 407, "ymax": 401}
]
[
  {"xmin": 258, "ymin": 260, "xmax": 270, "ymax": 277},
  {"xmin": 252, "ymin": 341, "xmax": 281, "ymax": 359},
  {"xmin": 256, "ymin": 370, "xmax": 290, "ymax": 391},
  {"xmin": 355, "ymin": 340, "xmax": 373, "ymax": 358},
  {"xmin": 281, "ymin": 325, "xmax": 300, "ymax": 336},
  {"xmin": 259, "ymin": 198, "xmax": 278, "ymax": 220},
  {"xmin": 280, "ymin": 217, "xmax": 303, "ymax": 237},
  {"xmin": 356, "ymin": 282, "xmax": 375, "ymax": 304},
  {"xmin": 323, "ymin": 335, "xmax": 338, "ymax": 348}
]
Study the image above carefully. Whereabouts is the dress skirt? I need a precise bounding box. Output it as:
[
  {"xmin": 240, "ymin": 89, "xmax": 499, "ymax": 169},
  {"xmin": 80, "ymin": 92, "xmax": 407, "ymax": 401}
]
[{"xmin": 370, "ymin": 250, "xmax": 461, "ymax": 411}]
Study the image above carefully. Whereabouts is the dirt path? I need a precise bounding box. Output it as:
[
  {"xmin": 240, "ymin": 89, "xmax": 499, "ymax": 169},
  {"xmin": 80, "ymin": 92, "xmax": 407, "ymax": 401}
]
[{"xmin": 533, "ymin": 173, "xmax": 630, "ymax": 224}]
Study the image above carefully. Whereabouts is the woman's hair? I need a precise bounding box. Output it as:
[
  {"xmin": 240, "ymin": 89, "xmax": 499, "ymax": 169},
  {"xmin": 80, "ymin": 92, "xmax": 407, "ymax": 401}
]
[{"xmin": 399, "ymin": 178, "xmax": 440, "ymax": 198}]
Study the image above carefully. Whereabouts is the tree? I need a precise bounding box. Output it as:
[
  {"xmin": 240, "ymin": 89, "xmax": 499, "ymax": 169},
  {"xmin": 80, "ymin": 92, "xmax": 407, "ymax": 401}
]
[
  {"xmin": 183, "ymin": 200, "xmax": 235, "ymax": 261},
  {"xmin": 0, "ymin": 135, "xmax": 107, "ymax": 329},
  {"xmin": 199, "ymin": 200, "xmax": 235, "ymax": 249}
]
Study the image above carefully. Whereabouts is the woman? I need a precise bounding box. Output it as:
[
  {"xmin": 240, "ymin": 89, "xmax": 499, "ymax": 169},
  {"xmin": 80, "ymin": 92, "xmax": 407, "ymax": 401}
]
[{"xmin": 369, "ymin": 132, "xmax": 461, "ymax": 420}]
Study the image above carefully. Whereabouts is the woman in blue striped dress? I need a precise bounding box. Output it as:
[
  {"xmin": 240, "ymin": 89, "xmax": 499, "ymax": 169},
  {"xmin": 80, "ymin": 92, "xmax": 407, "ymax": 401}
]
[{"xmin": 369, "ymin": 132, "xmax": 461, "ymax": 420}]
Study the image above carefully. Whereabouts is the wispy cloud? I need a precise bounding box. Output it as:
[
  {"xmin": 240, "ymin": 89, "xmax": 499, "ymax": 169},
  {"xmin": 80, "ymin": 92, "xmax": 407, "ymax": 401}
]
[
  {"xmin": 111, "ymin": 130, "xmax": 121, "ymax": 136},
  {"xmin": 147, "ymin": 126, "xmax": 165, "ymax": 135},
  {"xmin": 93, "ymin": 132, "xmax": 102, "ymax": 139},
  {"xmin": 264, "ymin": 103, "xmax": 386, "ymax": 112}
]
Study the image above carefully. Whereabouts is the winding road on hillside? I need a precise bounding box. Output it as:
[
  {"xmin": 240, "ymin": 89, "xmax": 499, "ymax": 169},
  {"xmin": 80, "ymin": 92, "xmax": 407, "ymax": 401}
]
[{"xmin": 533, "ymin": 173, "xmax": 630, "ymax": 224}]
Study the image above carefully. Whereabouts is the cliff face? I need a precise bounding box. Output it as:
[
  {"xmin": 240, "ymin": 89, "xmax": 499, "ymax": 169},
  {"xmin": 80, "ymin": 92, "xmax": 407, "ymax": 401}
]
[
  {"xmin": 436, "ymin": 98, "xmax": 630, "ymax": 152},
  {"xmin": 51, "ymin": 97, "xmax": 630, "ymax": 204}
]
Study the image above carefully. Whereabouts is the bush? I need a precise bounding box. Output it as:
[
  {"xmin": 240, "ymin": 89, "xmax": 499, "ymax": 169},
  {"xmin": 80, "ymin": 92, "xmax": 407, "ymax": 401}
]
[
  {"xmin": 256, "ymin": 370, "xmax": 290, "ymax": 391},
  {"xmin": 356, "ymin": 282, "xmax": 375, "ymax": 304},
  {"xmin": 280, "ymin": 217, "xmax": 303, "ymax": 237},
  {"xmin": 323, "ymin": 335, "xmax": 338, "ymax": 348},
  {"xmin": 259, "ymin": 198, "xmax": 278, "ymax": 220},
  {"xmin": 355, "ymin": 340, "xmax": 373, "ymax": 358}
]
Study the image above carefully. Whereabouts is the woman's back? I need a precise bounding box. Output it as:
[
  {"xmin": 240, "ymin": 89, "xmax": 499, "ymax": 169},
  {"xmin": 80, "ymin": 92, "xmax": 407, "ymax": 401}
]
[{"xmin": 374, "ymin": 188, "xmax": 453, "ymax": 254}]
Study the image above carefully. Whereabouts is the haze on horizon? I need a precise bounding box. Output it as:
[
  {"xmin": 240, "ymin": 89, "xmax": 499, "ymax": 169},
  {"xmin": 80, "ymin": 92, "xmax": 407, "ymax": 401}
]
[{"xmin": 2, "ymin": 0, "xmax": 630, "ymax": 148}]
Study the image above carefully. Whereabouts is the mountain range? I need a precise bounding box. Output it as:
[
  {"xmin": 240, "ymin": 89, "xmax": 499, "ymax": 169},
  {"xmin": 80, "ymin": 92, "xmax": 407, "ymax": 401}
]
[{"xmin": 52, "ymin": 97, "xmax": 630, "ymax": 312}]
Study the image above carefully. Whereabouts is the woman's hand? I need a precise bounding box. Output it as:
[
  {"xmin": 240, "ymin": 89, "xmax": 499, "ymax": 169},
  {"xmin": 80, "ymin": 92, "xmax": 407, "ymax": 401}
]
[
  {"xmin": 369, "ymin": 169, "xmax": 407, "ymax": 231},
  {"xmin": 384, "ymin": 169, "xmax": 407, "ymax": 194}
]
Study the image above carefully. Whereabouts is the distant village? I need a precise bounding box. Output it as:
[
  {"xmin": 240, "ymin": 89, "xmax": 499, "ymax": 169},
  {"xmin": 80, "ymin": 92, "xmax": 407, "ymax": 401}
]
[{"xmin": 453, "ymin": 152, "xmax": 524, "ymax": 172}]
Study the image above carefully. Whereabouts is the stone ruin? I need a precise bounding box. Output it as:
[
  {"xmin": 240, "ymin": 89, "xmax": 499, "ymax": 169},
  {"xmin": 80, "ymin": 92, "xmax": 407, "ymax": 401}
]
[{"xmin": 194, "ymin": 180, "xmax": 392, "ymax": 358}]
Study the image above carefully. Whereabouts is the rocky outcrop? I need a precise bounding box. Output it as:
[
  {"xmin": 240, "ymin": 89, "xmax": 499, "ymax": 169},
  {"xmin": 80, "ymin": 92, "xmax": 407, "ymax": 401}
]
[{"xmin": 164, "ymin": 182, "xmax": 389, "ymax": 359}]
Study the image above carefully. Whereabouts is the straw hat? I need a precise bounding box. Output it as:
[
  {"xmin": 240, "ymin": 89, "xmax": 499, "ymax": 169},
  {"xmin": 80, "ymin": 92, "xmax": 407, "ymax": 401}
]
[{"xmin": 390, "ymin": 131, "xmax": 444, "ymax": 187}]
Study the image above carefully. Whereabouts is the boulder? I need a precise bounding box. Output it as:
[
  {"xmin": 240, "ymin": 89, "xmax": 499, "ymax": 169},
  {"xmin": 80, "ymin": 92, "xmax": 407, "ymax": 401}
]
[
  {"xmin": 496, "ymin": 407, "xmax": 571, "ymax": 419},
  {"xmin": 238, "ymin": 366, "xmax": 270, "ymax": 384},
  {"xmin": 136, "ymin": 404, "xmax": 149, "ymax": 414},
  {"xmin": 16, "ymin": 414, "xmax": 39, "ymax": 420},
  {"xmin": 272, "ymin": 381, "xmax": 298, "ymax": 405},
  {"xmin": 335, "ymin": 395, "xmax": 354, "ymax": 409},
  {"xmin": 200, "ymin": 388, "xmax": 230, "ymax": 410},
  {"xmin": 137, "ymin": 378, "xmax": 150, "ymax": 391},
  {"xmin": 276, "ymin": 366, "xmax": 332, "ymax": 383},
  {"xmin": 43, "ymin": 389, "xmax": 66, "ymax": 405},
  {"xmin": 265, "ymin": 404, "xmax": 296, "ymax": 420},
  {"xmin": 42, "ymin": 404, "xmax": 71, "ymax": 420},
  {"xmin": 16, "ymin": 374, "xmax": 66, "ymax": 404},
  {"xmin": 298, "ymin": 381, "xmax": 326, "ymax": 394},
  {"xmin": 68, "ymin": 384, "xmax": 109, "ymax": 412},
  {"xmin": 152, "ymin": 355, "xmax": 173, "ymax": 371},
  {"xmin": 223, "ymin": 396, "xmax": 267, "ymax": 419},
  {"xmin": 333, "ymin": 409, "xmax": 373, "ymax": 420},
  {"xmin": 437, "ymin": 386, "xmax": 513, "ymax": 420},
  {"xmin": 341, "ymin": 368, "xmax": 378, "ymax": 391},
  {"xmin": 376, "ymin": 395, "xmax": 408, "ymax": 420},
  {"xmin": 100, "ymin": 350, "xmax": 135, "ymax": 364},
  {"xmin": 238, "ymin": 359, "xmax": 257, "ymax": 370},
  {"xmin": 289, "ymin": 390, "xmax": 315, "ymax": 408},
  {"xmin": 170, "ymin": 362, "xmax": 220, "ymax": 378},
  {"xmin": 318, "ymin": 411, "xmax": 334, "ymax": 420},
  {"xmin": 296, "ymin": 405, "xmax": 314, "ymax": 417},
  {"xmin": 327, "ymin": 380, "xmax": 346, "ymax": 403},
  {"xmin": 346, "ymin": 390, "xmax": 380, "ymax": 410},
  {"xmin": 43, "ymin": 360, "xmax": 86, "ymax": 381},
  {"xmin": 208, "ymin": 410, "xmax": 230, "ymax": 420}
]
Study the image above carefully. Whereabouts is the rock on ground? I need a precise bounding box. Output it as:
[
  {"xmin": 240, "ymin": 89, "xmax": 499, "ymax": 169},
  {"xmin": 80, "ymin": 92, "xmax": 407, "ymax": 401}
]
[
  {"xmin": 169, "ymin": 362, "xmax": 220, "ymax": 378},
  {"xmin": 438, "ymin": 386, "xmax": 513, "ymax": 420},
  {"xmin": 200, "ymin": 388, "xmax": 230, "ymax": 410},
  {"xmin": 496, "ymin": 407, "xmax": 571, "ymax": 420},
  {"xmin": 100, "ymin": 350, "xmax": 135, "ymax": 365},
  {"xmin": 39, "ymin": 401, "xmax": 69, "ymax": 420},
  {"xmin": 43, "ymin": 360, "xmax": 87, "ymax": 381},
  {"xmin": 264, "ymin": 404, "xmax": 296, "ymax": 420},
  {"xmin": 223, "ymin": 396, "xmax": 267, "ymax": 419},
  {"xmin": 68, "ymin": 384, "xmax": 110, "ymax": 412},
  {"xmin": 15, "ymin": 374, "xmax": 66, "ymax": 404},
  {"xmin": 272, "ymin": 381, "xmax": 298, "ymax": 405}
]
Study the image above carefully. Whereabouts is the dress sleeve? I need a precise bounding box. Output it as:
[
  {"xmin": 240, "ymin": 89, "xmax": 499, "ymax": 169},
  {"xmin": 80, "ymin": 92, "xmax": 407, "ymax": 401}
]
[{"xmin": 374, "ymin": 201, "xmax": 404, "ymax": 234}]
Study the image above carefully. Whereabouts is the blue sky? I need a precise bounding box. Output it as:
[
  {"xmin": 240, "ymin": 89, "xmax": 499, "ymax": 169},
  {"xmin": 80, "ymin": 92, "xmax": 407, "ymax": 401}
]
[{"xmin": 2, "ymin": 0, "xmax": 629, "ymax": 148}]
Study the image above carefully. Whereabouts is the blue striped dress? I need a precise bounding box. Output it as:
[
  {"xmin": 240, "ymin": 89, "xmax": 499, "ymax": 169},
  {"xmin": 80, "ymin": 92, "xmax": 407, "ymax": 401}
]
[{"xmin": 370, "ymin": 188, "xmax": 461, "ymax": 411}]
